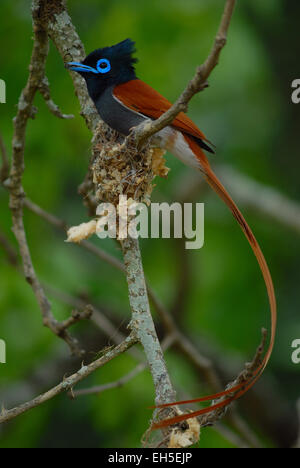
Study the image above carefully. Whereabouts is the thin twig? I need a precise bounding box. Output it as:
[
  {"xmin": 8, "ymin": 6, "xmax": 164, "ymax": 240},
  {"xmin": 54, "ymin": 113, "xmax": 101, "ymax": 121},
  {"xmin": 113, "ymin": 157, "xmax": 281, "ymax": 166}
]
[
  {"xmin": 218, "ymin": 165, "xmax": 300, "ymax": 235},
  {"xmin": 0, "ymin": 230, "xmax": 94, "ymax": 356},
  {"xmin": 57, "ymin": 305, "xmax": 93, "ymax": 332},
  {"xmin": 24, "ymin": 198, "xmax": 67, "ymax": 230},
  {"xmin": 73, "ymin": 362, "xmax": 146, "ymax": 397},
  {"xmin": 174, "ymin": 163, "xmax": 300, "ymax": 236},
  {"xmin": 6, "ymin": 1, "xmax": 85, "ymax": 356},
  {"xmin": 24, "ymin": 196, "xmax": 125, "ymax": 271},
  {"xmin": 215, "ymin": 422, "xmax": 250, "ymax": 448},
  {"xmin": 199, "ymin": 329, "xmax": 268, "ymax": 427},
  {"xmin": 38, "ymin": 76, "xmax": 74, "ymax": 119},
  {"xmin": 128, "ymin": 0, "xmax": 237, "ymax": 146},
  {"xmin": 45, "ymin": 284, "xmax": 144, "ymax": 363},
  {"xmin": 0, "ymin": 231, "xmax": 18, "ymax": 266},
  {"xmin": 72, "ymin": 334, "xmax": 175, "ymax": 398},
  {"xmin": 78, "ymin": 170, "xmax": 98, "ymax": 217},
  {"xmin": 0, "ymin": 334, "xmax": 137, "ymax": 424}
]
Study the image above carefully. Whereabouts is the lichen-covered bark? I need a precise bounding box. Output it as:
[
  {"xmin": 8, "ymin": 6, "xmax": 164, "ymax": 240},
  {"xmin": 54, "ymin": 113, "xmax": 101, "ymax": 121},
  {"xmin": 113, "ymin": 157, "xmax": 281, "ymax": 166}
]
[
  {"xmin": 44, "ymin": 0, "xmax": 100, "ymax": 131},
  {"xmin": 8, "ymin": 0, "xmax": 85, "ymax": 356},
  {"xmin": 121, "ymin": 237, "xmax": 176, "ymax": 406}
]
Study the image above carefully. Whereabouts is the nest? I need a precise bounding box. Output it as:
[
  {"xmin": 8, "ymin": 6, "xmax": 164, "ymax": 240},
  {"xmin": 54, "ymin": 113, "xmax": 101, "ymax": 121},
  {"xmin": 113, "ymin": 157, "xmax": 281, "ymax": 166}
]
[{"xmin": 91, "ymin": 122, "xmax": 170, "ymax": 206}]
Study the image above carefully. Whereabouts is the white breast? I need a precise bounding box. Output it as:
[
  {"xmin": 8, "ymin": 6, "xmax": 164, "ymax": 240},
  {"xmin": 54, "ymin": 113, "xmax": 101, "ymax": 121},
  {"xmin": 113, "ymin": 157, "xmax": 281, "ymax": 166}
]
[{"xmin": 153, "ymin": 126, "xmax": 201, "ymax": 170}]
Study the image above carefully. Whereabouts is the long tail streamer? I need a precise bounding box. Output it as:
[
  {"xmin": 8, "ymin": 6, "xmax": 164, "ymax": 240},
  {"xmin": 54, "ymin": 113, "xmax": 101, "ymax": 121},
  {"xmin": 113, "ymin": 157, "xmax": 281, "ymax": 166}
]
[{"xmin": 152, "ymin": 138, "xmax": 277, "ymax": 430}]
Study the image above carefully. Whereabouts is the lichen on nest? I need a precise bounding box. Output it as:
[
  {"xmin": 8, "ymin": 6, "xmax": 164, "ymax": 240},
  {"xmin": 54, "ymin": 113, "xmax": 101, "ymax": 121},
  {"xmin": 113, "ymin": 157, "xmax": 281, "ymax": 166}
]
[{"xmin": 91, "ymin": 122, "xmax": 170, "ymax": 206}]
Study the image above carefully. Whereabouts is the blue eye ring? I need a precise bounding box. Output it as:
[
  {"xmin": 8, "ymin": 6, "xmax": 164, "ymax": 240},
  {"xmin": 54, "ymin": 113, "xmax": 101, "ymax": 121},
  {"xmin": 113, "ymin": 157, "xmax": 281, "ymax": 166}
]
[{"xmin": 96, "ymin": 58, "xmax": 111, "ymax": 74}]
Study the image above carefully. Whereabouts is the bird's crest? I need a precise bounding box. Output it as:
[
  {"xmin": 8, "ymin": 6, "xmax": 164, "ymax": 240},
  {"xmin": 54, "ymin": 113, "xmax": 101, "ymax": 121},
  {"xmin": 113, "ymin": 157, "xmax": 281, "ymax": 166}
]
[{"xmin": 103, "ymin": 38, "xmax": 137, "ymax": 69}]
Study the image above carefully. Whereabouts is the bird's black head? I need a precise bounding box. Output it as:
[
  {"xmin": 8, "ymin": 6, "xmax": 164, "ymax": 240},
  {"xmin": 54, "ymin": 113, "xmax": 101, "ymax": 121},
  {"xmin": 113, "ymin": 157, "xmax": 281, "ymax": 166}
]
[{"xmin": 66, "ymin": 39, "xmax": 138, "ymax": 100}]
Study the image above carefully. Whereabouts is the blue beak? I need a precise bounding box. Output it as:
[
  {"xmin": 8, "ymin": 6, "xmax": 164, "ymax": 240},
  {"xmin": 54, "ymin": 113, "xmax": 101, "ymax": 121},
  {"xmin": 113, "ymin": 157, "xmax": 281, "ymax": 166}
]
[{"xmin": 66, "ymin": 62, "xmax": 98, "ymax": 73}]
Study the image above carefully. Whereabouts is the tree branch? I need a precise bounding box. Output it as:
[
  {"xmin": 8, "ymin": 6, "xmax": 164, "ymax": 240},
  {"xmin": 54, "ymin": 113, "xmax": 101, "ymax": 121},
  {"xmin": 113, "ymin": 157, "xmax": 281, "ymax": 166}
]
[
  {"xmin": 7, "ymin": 2, "xmax": 86, "ymax": 356},
  {"xmin": 128, "ymin": 0, "xmax": 236, "ymax": 146},
  {"xmin": 218, "ymin": 165, "xmax": 300, "ymax": 235},
  {"xmin": 38, "ymin": 76, "xmax": 74, "ymax": 119},
  {"xmin": 73, "ymin": 362, "xmax": 146, "ymax": 398},
  {"xmin": 0, "ymin": 334, "xmax": 137, "ymax": 424},
  {"xmin": 199, "ymin": 329, "xmax": 268, "ymax": 427},
  {"xmin": 0, "ymin": 226, "xmax": 259, "ymax": 446},
  {"xmin": 174, "ymin": 164, "xmax": 300, "ymax": 236},
  {"xmin": 0, "ymin": 230, "xmax": 18, "ymax": 266},
  {"xmin": 43, "ymin": 0, "xmax": 101, "ymax": 132},
  {"xmin": 121, "ymin": 237, "xmax": 177, "ymax": 412},
  {"xmin": 56, "ymin": 305, "xmax": 93, "ymax": 332},
  {"xmin": 21, "ymin": 195, "xmax": 259, "ymax": 445}
]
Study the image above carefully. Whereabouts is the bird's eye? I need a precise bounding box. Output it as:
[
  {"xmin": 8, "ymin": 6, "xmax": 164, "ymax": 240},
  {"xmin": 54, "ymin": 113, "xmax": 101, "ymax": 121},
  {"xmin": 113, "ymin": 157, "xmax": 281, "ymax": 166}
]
[{"xmin": 96, "ymin": 58, "xmax": 111, "ymax": 74}]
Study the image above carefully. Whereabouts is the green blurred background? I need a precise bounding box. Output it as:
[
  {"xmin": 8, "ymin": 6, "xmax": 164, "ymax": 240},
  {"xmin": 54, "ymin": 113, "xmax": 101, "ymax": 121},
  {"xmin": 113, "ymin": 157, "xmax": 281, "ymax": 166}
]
[{"xmin": 0, "ymin": 0, "xmax": 299, "ymax": 448}]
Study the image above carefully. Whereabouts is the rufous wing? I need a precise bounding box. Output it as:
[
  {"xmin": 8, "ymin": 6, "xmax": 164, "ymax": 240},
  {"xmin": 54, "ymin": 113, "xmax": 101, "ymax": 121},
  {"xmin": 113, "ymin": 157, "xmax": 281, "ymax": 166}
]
[{"xmin": 113, "ymin": 79, "xmax": 212, "ymax": 146}]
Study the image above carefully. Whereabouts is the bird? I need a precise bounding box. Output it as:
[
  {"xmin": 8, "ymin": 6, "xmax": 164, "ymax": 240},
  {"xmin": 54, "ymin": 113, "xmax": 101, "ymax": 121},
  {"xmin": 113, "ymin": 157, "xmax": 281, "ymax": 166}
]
[{"xmin": 66, "ymin": 39, "xmax": 277, "ymax": 429}]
